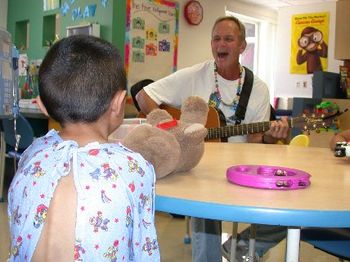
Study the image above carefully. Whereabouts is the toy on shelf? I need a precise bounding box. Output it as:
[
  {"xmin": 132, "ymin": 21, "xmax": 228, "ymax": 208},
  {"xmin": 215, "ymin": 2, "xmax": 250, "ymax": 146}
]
[
  {"xmin": 21, "ymin": 62, "xmax": 40, "ymax": 99},
  {"xmin": 315, "ymin": 101, "xmax": 340, "ymax": 115},
  {"xmin": 314, "ymin": 101, "xmax": 344, "ymax": 132}
]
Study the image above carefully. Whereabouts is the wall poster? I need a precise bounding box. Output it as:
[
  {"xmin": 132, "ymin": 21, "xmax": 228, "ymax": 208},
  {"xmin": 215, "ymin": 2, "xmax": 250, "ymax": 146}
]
[
  {"xmin": 290, "ymin": 12, "xmax": 329, "ymax": 75},
  {"xmin": 125, "ymin": 0, "xmax": 179, "ymax": 89}
]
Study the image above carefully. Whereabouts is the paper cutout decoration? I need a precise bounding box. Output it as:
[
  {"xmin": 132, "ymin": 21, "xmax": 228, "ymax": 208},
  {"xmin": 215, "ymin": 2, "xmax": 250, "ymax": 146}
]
[
  {"xmin": 159, "ymin": 40, "xmax": 170, "ymax": 52},
  {"xmin": 132, "ymin": 37, "xmax": 145, "ymax": 49},
  {"xmin": 146, "ymin": 43, "xmax": 157, "ymax": 56},
  {"xmin": 83, "ymin": 4, "xmax": 97, "ymax": 18},
  {"xmin": 72, "ymin": 7, "xmax": 82, "ymax": 21},
  {"xmin": 133, "ymin": 17, "xmax": 145, "ymax": 30},
  {"xmin": 146, "ymin": 29, "xmax": 157, "ymax": 41},
  {"xmin": 61, "ymin": 1, "xmax": 70, "ymax": 16},
  {"xmin": 132, "ymin": 51, "xmax": 145, "ymax": 62},
  {"xmin": 159, "ymin": 22, "xmax": 170, "ymax": 34}
]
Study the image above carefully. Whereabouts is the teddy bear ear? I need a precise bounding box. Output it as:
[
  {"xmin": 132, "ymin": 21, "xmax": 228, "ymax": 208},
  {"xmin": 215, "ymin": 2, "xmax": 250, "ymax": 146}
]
[
  {"xmin": 180, "ymin": 96, "xmax": 209, "ymax": 125},
  {"xmin": 147, "ymin": 108, "xmax": 173, "ymax": 126}
]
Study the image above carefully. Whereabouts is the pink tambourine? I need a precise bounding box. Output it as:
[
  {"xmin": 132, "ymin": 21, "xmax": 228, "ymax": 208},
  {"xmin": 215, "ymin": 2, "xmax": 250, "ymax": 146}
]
[{"xmin": 226, "ymin": 165, "xmax": 311, "ymax": 190}]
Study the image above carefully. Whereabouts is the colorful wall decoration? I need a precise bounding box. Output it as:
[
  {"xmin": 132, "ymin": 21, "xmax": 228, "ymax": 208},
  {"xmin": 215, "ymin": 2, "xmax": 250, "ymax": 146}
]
[
  {"xmin": 290, "ymin": 12, "xmax": 329, "ymax": 75},
  {"xmin": 61, "ymin": 0, "xmax": 107, "ymax": 21},
  {"xmin": 125, "ymin": 0, "xmax": 179, "ymax": 89}
]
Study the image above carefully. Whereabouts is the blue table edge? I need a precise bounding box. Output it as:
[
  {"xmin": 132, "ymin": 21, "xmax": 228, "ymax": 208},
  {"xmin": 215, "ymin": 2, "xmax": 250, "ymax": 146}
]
[{"xmin": 155, "ymin": 195, "xmax": 350, "ymax": 228}]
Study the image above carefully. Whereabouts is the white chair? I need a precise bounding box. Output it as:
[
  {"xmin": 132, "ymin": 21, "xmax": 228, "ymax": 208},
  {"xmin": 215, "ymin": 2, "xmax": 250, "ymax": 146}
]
[{"xmin": 301, "ymin": 228, "xmax": 350, "ymax": 262}]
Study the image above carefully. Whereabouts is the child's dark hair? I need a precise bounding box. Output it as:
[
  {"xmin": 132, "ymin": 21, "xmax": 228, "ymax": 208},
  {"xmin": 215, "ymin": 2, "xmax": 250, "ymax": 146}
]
[{"xmin": 39, "ymin": 35, "xmax": 126, "ymax": 126}]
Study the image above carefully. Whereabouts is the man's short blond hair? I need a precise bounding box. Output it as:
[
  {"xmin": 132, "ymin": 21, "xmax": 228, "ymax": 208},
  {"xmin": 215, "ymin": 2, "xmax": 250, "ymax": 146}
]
[{"xmin": 212, "ymin": 16, "xmax": 246, "ymax": 42}]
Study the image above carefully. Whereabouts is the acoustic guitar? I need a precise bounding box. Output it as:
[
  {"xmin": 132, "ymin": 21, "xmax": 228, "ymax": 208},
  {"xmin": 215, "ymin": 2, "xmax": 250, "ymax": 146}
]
[{"xmin": 139, "ymin": 105, "xmax": 342, "ymax": 142}]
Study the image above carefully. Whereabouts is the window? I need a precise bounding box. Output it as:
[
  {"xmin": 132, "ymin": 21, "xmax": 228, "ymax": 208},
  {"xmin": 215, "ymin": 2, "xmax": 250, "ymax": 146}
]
[
  {"xmin": 15, "ymin": 20, "xmax": 30, "ymax": 51},
  {"xmin": 225, "ymin": 10, "xmax": 277, "ymax": 101},
  {"xmin": 240, "ymin": 21, "xmax": 258, "ymax": 73},
  {"xmin": 225, "ymin": 11, "xmax": 259, "ymax": 73},
  {"xmin": 43, "ymin": 0, "xmax": 60, "ymax": 11},
  {"xmin": 42, "ymin": 14, "xmax": 60, "ymax": 47}
]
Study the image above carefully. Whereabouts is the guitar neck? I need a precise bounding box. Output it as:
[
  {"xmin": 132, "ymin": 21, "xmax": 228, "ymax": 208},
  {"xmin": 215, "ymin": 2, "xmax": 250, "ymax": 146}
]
[
  {"xmin": 139, "ymin": 103, "xmax": 333, "ymax": 141},
  {"xmin": 206, "ymin": 119, "xmax": 293, "ymax": 140}
]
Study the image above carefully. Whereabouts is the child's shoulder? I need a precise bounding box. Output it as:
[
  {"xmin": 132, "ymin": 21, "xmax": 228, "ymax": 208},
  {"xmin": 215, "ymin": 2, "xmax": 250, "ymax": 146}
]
[
  {"xmin": 26, "ymin": 129, "xmax": 62, "ymax": 153},
  {"xmin": 101, "ymin": 142, "xmax": 142, "ymax": 159}
]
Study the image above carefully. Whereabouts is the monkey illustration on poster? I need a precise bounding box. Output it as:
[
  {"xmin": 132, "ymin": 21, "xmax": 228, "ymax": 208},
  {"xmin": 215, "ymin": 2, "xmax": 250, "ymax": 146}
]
[
  {"xmin": 290, "ymin": 12, "xmax": 329, "ymax": 75},
  {"xmin": 296, "ymin": 26, "xmax": 328, "ymax": 74}
]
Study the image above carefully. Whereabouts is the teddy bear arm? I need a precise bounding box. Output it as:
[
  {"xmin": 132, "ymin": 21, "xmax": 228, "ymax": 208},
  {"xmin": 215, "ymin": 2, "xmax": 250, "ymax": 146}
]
[
  {"xmin": 122, "ymin": 125, "xmax": 181, "ymax": 179},
  {"xmin": 182, "ymin": 123, "xmax": 208, "ymax": 144}
]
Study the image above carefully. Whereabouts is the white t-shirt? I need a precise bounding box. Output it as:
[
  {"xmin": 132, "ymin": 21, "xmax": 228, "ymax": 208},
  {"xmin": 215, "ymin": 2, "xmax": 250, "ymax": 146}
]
[{"xmin": 144, "ymin": 60, "xmax": 271, "ymax": 142}]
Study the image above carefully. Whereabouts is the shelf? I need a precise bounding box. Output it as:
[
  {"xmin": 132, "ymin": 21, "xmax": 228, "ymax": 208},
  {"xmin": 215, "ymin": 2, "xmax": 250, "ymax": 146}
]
[
  {"xmin": 15, "ymin": 20, "xmax": 29, "ymax": 51},
  {"xmin": 42, "ymin": 14, "xmax": 60, "ymax": 47}
]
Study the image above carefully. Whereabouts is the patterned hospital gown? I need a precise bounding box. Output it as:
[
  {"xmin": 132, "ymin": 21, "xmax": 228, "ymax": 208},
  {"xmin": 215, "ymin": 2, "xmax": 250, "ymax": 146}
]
[{"xmin": 7, "ymin": 129, "xmax": 160, "ymax": 261}]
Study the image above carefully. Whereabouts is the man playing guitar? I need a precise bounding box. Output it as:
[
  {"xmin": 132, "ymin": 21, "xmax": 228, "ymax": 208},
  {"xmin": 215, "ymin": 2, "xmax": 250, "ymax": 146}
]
[{"xmin": 136, "ymin": 16, "xmax": 289, "ymax": 262}]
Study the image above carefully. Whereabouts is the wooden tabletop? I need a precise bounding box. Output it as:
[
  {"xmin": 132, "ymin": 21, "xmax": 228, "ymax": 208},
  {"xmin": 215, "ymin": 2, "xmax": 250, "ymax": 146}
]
[{"xmin": 155, "ymin": 142, "xmax": 350, "ymax": 227}]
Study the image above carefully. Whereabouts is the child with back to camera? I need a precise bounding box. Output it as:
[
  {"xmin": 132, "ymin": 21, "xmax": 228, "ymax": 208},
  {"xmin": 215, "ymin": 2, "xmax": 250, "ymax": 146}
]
[{"xmin": 7, "ymin": 35, "xmax": 160, "ymax": 261}]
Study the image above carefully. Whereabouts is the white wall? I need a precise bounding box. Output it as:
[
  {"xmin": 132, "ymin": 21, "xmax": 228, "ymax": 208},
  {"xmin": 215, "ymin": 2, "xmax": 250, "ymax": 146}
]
[
  {"xmin": 176, "ymin": 0, "xmax": 277, "ymax": 69},
  {"xmin": 177, "ymin": 1, "xmax": 343, "ymax": 100},
  {"xmin": 0, "ymin": 0, "xmax": 8, "ymax": 29},
  {"xmin": 274, "ymin": 2, "xmax": 342, "ymax": 98}
]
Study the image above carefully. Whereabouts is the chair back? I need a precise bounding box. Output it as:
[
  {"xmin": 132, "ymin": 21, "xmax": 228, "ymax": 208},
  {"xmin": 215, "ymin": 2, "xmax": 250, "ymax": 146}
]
[
  {"xmin": 289, "ymin": 134, "xmax": 310, "ymax": 147},
  {"xmin": 301, "ymin": 228, "xmax": 350, "ymax": 260},
  {"xmin": 2, "ymin": 113, "xmax": 34, "ymax": 150},
  {"xmin": 130, "ymin": 79, "xmax": 154, "ymax": 111}
]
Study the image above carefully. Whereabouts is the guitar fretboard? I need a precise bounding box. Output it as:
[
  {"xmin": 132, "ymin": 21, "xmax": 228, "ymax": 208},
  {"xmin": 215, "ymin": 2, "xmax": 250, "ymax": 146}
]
[{"xmin": 206, "ymin": 119, "xmax": 293, "ymax": 140}]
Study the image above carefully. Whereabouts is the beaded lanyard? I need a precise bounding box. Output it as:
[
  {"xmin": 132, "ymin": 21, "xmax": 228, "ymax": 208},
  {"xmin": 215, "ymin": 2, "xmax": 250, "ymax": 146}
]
[{"xmin": 209, "ymin": 63, "xmax": 244, "ymax": 123}]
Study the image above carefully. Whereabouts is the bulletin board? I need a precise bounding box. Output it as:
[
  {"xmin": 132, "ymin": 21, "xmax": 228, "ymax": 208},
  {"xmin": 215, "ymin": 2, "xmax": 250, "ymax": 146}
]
[{"xmin": 125, "ymin": 0, "xmax": 179, "ymax": 89}]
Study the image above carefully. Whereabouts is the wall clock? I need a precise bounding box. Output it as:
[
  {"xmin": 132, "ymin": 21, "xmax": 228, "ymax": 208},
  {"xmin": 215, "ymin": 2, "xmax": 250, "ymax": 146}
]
[{"xmin": 184, "ymin": 0, "xmax": 203, "ymax": 25}]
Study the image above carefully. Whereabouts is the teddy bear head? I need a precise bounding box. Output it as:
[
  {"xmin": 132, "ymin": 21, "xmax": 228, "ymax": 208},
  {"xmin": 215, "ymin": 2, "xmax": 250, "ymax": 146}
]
[{"xmin": 123, "ymin": 96, "xmax": 208, "ymax": 179}]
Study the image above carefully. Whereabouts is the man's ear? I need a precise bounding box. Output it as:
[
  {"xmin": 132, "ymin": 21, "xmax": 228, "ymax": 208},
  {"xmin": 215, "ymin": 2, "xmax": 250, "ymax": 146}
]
[
  {"xmin": 110, "ymin": 90, "xmax": 127, "ymax": 116},
  {"xmin": 239, "ymin": 40, "xmax": 247, "ymax": 54},
  {"xmin": 36, "ymin": 96, "xmax": 49, "ymax": 117}
]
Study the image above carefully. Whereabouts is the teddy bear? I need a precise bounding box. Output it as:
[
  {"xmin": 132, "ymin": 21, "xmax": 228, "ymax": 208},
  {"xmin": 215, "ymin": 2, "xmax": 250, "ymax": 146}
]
[{"xmin": 122, "ymin": 96, "xmax": 209, "ymax": 179}]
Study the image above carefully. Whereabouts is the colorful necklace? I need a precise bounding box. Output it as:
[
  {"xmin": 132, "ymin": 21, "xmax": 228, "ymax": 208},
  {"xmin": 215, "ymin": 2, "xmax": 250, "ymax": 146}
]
[{"xmin": 209, "ymin": 63, "xmax": 243, "ymax": 109}]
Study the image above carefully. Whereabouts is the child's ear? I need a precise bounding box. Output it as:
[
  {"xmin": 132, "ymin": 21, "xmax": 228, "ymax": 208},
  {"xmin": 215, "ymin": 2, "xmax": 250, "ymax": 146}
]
[
  {"xmin": 111, "ymin": 90, "xmax": 127, "ymax": 116},
  {"xmin": 36, "ymin": 96, "xmax": 49, "ymax": 117}
]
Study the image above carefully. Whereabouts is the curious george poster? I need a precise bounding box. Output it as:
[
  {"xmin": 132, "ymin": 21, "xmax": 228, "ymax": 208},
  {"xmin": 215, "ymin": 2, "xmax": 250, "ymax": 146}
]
[{"xmin": 290, "ymin": 12, "xmax": 329, "ymax": 74}]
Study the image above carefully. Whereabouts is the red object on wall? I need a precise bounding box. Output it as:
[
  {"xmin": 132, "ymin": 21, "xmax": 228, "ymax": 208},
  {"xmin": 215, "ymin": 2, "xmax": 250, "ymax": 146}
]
[{"xmin": 184, "ymin": 0, "xmax": 203, "ymax": 25}]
